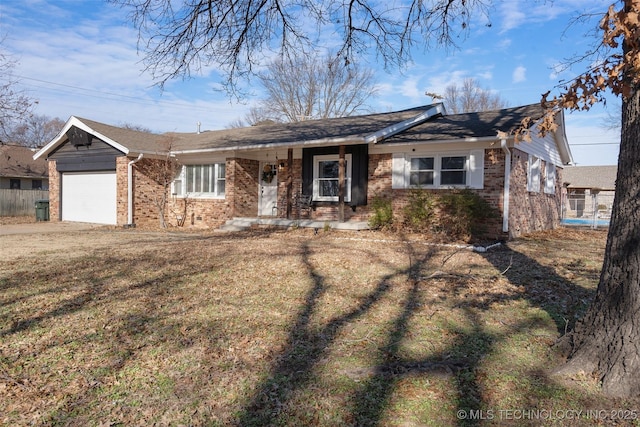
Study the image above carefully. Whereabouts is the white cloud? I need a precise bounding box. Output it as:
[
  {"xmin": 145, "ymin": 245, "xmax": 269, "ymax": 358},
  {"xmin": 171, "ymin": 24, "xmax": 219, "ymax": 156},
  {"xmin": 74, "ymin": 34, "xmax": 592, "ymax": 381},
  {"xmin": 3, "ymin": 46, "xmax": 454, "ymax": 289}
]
[{"xmin": 512, "ymin": 66, "xmax": 526, "ymax": 83}]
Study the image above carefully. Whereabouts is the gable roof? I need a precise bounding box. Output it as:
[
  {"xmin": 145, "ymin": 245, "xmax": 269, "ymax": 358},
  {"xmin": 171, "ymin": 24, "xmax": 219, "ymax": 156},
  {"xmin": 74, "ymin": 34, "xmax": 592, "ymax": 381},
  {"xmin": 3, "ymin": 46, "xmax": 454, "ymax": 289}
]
[
  {"xmin": 381, "ymin": 104, "xmax": 546, "ymax": 143},
  {"xmin": 0, "ymin": 145, "xmax": 48, "ymax": 179},
  {"xmin": 562, "ymin": 165, "xmax": 617, "ymax": 190},
  {"xmin": 34, "ymin": 103, "xmax": 571, "ymax": 164},
  {"xmin": 34, "ymin": 116, "xmax": 171, "ymax": 160}
]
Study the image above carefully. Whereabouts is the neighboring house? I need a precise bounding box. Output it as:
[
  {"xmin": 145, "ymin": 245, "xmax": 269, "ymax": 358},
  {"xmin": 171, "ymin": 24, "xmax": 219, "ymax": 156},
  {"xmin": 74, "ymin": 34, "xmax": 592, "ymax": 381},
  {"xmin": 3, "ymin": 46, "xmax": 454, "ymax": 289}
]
[
  {"xmin": 1, "ymin": 144, "xmax": 49, "ymax": 190},
  {"xmin": 562, "ymin": 165, "xmax": 617, "ymax": 219},
  {"xmin": 33, "ymin": 103, "xmax": 573, "ymax": 238}
]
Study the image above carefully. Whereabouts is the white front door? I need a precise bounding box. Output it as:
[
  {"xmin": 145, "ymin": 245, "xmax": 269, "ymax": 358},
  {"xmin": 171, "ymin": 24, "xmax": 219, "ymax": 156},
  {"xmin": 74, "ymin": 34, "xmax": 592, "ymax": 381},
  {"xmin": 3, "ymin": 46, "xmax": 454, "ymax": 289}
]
[{"xmin": 258, "ymin": 162, "xmax": 278, "ymax": 216}]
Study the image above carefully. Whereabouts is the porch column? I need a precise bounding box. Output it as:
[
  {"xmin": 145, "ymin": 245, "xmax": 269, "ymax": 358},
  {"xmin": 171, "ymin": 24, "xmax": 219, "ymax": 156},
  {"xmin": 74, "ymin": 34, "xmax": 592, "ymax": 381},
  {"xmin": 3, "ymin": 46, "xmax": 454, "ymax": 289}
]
[
  {"xmin": 338, "ymin": 145, "xmax": 345, "ymax": 222},
  {"xmin": 286, "ymin": 148, "xmax": 293, "ymax": 219}
]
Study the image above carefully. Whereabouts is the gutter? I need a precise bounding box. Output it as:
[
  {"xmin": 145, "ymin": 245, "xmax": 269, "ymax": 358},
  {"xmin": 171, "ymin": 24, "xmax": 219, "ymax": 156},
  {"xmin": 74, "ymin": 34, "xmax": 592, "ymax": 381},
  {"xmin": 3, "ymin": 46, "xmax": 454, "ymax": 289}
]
[
  {"xmin": 501, "ymin": 138, "xmax": 511, "ymax": 233},
  {"xmin": 170, "ymin": 136, "xmax": 366, "ymax": 155},
  {"xmin": 127, "ymin": 153, "xmax": 144, "ymax": 226}
]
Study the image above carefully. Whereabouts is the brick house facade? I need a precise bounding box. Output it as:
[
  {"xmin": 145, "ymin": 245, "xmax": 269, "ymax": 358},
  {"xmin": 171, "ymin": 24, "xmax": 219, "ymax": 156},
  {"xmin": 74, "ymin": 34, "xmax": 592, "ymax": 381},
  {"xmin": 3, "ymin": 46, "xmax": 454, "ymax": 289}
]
[{"xmin": 35, "ymin": 104, "xmax": 573, "ymax": 238}]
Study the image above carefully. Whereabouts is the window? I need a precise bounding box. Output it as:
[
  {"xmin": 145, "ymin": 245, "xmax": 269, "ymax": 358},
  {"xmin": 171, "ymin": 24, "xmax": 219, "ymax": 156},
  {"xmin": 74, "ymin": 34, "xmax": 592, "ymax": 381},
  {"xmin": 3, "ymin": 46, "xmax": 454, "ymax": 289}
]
[
  {"xmin": 313, "ymin": 154, "xmax": 352, "ymax": 201},
  {"xmin": 32, "ymin": 180, "xmax": 43, "ymax": 190},
  {"xmin": 441, "ymin": 156, "xmax": 467, "ymax": 185},
  {"xmin": 409, "ymin": 157, "xmax": 434, "ymax": 186},
  {"xmin": 10, "ymin": 179, "xmax": 20, "ymax": 189},
  {"xmin": 393, "ymin": 150, "xmax": 483, "ymax": 190},
  {"xmin": 173, "ymin": 163, "xmax": 225, "ymax": 198},
  {"xmin": 527, "ymin": 155, "xmax": 541, "ymax": 192},
  {"xmin": 544, "ymin": 165, "xmax": 556, "ymax": 194},
  {"xmin": 409, "ymin": 154, "xmax": 468, "ymax": 187}
]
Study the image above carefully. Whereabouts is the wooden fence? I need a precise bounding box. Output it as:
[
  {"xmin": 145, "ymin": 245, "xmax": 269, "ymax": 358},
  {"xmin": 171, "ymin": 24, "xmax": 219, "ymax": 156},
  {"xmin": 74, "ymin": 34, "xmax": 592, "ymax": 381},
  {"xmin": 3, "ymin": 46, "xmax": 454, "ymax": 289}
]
[{"xmin": 0, "ymin": 189, "xmax": 50, "ymax": 217}]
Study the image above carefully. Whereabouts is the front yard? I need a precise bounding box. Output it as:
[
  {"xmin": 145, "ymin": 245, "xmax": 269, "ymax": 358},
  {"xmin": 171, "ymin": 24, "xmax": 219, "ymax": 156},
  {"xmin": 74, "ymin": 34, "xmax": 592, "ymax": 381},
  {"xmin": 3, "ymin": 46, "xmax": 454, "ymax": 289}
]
[{"xmin": 1, "ymin": 225, "xmax": 638, "ymax": 426}]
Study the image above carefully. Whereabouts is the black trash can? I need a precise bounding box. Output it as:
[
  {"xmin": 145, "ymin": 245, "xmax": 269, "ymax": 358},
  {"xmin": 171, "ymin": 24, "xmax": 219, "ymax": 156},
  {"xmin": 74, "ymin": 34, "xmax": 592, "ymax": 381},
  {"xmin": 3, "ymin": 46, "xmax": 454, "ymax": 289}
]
[{"xmin": 35, "ymin": 199, "xmax": 50, "ymax": 221}]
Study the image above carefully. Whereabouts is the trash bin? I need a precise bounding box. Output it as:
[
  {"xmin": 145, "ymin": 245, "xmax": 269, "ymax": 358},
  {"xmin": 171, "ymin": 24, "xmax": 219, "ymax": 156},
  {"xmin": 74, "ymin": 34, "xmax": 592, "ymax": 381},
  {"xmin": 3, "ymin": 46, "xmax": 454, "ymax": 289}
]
[{"xmin": 35, "ymin": 199, "xmax": 50, "ymax": 221}]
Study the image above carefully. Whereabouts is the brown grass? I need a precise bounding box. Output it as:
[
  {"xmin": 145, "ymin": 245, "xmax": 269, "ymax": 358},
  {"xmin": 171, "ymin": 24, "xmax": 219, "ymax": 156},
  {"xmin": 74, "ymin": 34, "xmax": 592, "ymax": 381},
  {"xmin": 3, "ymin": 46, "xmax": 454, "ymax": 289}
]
[{"xmin": 1, "ymin": 225, "xmax": 638, "ymax": 426}]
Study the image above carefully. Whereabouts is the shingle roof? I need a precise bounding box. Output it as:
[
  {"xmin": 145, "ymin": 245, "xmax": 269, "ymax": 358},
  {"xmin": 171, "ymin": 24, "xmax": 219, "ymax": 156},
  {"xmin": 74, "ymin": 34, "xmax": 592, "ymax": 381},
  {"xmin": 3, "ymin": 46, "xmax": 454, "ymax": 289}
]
[
  {"xmin": 73, "ymin": 117, "xmax": 170, "ymax": 153},
  {"xmin": 36, "ymin": 103, "xmax": 565, "ymax": 160},
  {"xmin": 381, "ymin": 104, "xmax": 545, "ymax": 143},
  {"xmin": 562, "ymin": 165, "xmax": 617, "ymax": 190},
  {"xmin": 0, "ymin": 145, "xmax": 48, "ymax": 178},
  {"xmin": 166, "ymin": 106, "xmax": 435, "ymax": 152}
]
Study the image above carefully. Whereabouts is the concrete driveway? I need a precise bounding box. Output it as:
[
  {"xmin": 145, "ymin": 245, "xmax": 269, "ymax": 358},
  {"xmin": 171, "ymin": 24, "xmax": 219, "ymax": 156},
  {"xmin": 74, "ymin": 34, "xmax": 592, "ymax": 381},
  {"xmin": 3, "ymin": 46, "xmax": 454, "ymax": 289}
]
[{"xmin": 0, "ymin": 221, "xmax": 103, "ymax": 236}]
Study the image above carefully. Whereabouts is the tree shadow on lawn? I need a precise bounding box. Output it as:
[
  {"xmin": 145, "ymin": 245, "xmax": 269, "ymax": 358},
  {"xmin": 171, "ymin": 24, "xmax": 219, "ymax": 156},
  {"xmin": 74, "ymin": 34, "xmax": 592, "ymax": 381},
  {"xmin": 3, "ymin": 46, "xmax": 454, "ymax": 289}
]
[
  {"xmin": 0, "ymin": 239, "xmax": 250, "ymax": 425},
  {"xmin": 235, "ymin": 239, "xmax": 439, "ymax": 426},
  {"xmin": 235, "ymin": 236, "xmax": 599, "ymax": 426}
]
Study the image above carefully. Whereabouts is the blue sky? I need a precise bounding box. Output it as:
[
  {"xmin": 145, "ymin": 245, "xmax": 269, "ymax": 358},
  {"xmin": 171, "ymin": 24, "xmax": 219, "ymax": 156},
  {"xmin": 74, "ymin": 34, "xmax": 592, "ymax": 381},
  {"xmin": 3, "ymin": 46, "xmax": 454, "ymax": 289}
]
[{"xmin": 1, "ymin": 0, "xmax": 620, "ymax": 165}]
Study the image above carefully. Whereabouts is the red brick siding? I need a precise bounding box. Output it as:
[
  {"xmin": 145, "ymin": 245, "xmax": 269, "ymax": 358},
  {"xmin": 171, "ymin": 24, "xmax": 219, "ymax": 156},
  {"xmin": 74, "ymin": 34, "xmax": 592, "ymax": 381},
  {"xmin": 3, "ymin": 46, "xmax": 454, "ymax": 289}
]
[
  {"xmin": 116, "ymin": 156, "xmax": 129, "ymax": 225},
  {"xmin": 508, "ymin": 148, "xmax": 562, "ymax": 237},
  {"xmin": 229, "ymin": 158, "xmax": 259, "ymax": 218},
  {"xmin": 366, "ymin": 151, "xmax": 506, "ymax": 238},
  {"xmin": 47, "ymin": 160, "xmax": 60, "ymax": 221}
]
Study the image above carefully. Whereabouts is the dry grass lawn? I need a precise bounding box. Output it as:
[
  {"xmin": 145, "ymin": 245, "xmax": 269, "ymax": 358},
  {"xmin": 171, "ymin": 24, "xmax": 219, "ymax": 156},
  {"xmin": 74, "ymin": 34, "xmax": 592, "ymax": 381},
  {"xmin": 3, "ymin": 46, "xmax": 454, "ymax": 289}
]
[{"xmin": 1, "ymin": 224, "xmax": 639, "ymax": 426}]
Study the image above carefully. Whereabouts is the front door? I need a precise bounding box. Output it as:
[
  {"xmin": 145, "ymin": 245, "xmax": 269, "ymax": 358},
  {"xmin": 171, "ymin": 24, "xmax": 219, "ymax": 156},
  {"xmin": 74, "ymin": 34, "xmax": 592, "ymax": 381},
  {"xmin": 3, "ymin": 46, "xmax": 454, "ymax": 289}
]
[{"xmin": 258, "ymin": 162, "xmax": 278, "ymax": 216}]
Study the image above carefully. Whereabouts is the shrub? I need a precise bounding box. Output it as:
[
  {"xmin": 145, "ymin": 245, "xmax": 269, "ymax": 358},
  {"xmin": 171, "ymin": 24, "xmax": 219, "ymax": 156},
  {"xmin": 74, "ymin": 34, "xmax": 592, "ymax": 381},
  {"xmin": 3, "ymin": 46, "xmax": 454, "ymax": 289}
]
[
  {"xmin": 368, "ymin": 196, "xmax": 394, "ymax": 230},
  {"xmin": 402, "ymin": 188, "xmax": 435, "ymax": 232},
  {"xmin": 436, "ymin": 188, "xmax": 497, "ymax": 240}
]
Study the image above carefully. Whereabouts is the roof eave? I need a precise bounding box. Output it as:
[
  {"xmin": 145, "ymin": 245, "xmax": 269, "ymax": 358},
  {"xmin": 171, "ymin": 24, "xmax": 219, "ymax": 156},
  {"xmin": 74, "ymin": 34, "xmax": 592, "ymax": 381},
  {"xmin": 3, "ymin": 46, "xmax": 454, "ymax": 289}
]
[
  {"xmin": 33, "ymin": 116, "xmax": 131, "ymax": 160},
  {"xmin": 553, "ymin": 110, "xmax": 574, "ymax": 165},
  {"xmin": 171, "ymin": 136, "xmax": 367, "ymax": 155}
]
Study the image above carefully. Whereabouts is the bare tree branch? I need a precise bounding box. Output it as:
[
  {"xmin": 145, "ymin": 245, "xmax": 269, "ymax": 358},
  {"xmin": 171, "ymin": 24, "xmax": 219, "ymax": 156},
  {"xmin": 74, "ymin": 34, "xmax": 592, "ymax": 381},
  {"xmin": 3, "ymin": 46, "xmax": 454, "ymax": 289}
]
[{"xmin": 110, "ymin": 0, "xmax": 490, "ymax": 95}]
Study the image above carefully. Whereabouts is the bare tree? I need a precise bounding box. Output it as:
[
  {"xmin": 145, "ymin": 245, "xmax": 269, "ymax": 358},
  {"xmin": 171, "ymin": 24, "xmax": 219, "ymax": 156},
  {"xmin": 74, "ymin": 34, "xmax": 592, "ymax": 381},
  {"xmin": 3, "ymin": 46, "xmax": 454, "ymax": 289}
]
[
  {"xmin": 227, "ymin": 106, "xmax": 278, "ymax": 128},
  {"xmin": 4, "ymin": 115, "xmax": 65, "ymax": 147},
  {"xmin": 110, "ymin": 0, "xmax": 490, "ymax": 94},
  {"xmin": 0, "ymin": 46, "xmax": 36, "ymax": 140},
  {"xmin": 133, "ymin": 137, "xmax": 180, "ymax": 228},
  {"xmin": 256, "ymin": 54, "xmax": 376, "ymax": 122},
  {"xmin": 440, "ymin": 78, "xmax": 509, "ymax": 113}
]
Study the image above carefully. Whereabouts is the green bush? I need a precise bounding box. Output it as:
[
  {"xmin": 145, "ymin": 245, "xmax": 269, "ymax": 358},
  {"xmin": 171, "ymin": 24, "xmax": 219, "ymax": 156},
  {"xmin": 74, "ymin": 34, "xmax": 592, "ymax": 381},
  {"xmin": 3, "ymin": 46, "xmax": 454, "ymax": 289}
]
[
  {"xmin": 437, "ymin": 188, "xmax": 497, "ymax": 239},
  {"xmin": 402, "ymin": 188, "xmax": 435, "ymax": 232},
  {"xmin": 368, "ymin": 196, "xmax": 394, "ymax": 230}
]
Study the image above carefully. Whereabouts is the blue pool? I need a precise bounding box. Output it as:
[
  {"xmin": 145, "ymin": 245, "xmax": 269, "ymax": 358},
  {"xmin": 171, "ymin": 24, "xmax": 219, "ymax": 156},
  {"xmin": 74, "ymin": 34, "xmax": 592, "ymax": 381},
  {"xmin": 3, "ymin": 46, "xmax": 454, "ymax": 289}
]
[{"xmin": 562, "ymin": 217, "xmax": 610, "ymax": 227}]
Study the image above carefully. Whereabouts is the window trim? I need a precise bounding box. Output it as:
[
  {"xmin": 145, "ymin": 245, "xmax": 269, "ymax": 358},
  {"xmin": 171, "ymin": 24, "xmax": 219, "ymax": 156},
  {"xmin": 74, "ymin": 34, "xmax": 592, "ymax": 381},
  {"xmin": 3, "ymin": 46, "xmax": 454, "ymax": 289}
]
[
  {"xmin": 312, "ymin": 153, "xmax": 352, "ymax": 202},
  {"xmin": 408, "ymin": 153, "xmax": 470, "ymax": 188},
  {"xmin": 172, "ymin": 163, "xmax": 226, "ymax": 199}
]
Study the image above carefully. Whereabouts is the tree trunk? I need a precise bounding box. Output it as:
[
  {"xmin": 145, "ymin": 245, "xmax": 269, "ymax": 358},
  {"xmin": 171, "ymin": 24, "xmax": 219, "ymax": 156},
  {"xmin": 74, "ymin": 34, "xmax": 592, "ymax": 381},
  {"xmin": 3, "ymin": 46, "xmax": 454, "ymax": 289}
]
[{"xmin": 554, "ymin": 85, "xmax": 640, "ymax": 397}]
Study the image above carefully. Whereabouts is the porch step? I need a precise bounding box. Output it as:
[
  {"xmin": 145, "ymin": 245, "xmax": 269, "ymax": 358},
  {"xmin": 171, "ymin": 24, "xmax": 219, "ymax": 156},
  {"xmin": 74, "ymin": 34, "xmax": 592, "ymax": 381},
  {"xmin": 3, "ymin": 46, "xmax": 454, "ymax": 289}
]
[{"xmin": 217, "ymin": 217, "xmax": 370, "ymax": 232}]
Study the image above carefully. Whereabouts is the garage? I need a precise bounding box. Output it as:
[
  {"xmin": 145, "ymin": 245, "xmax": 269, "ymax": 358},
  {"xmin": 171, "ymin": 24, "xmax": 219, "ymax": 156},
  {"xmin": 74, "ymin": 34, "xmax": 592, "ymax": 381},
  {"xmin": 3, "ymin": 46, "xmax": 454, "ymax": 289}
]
[{"xmin": 61, "ymin": 171, "xmax": 117, "ymax": 225}]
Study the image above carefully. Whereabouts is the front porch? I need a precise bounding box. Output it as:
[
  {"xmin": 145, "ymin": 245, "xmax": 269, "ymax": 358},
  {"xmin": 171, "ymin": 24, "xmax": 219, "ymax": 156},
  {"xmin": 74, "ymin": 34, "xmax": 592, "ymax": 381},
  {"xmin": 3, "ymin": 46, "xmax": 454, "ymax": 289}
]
[{"xmin": 217, "ymin": 217, "xmax": 370, "ymax": 232}]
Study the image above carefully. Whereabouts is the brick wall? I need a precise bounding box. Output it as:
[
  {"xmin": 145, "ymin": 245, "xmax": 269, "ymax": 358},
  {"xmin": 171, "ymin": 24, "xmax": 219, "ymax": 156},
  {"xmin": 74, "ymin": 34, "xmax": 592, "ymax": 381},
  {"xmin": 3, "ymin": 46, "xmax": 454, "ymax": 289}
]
[
  {"xmin": 229, "ymin": 158, "xmax": 259, "ymax": 218},
  {"xmin": 47, "ymin": 160, "xmax": 60, "ymax": 221},
  {"xmin": 365, "ymin": 151, "xmax": 506, "ymax": 238},
  {"xmin": 508, "ymin": 148, "xmax": 562, "ymax": 237},
  {"xmin": 116, "ymin": 156, "xmax": 129, "ymax": 225}
]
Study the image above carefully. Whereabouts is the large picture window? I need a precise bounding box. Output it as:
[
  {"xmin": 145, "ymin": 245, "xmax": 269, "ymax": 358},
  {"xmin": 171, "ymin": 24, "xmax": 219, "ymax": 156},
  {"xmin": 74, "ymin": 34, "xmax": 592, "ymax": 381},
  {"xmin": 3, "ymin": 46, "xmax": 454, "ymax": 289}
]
[
  {"xmin": 313, "ymin": 154, "xmax": 352, "ymax": 201},
  {"xmin": 173, "ymin": 163, "xmax": 225, "ymax": 198}
]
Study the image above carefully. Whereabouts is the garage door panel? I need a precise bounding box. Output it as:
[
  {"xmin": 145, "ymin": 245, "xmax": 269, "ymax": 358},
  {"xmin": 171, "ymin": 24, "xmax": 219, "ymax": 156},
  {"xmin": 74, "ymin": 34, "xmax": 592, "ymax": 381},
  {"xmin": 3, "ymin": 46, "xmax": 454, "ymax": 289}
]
[{"xmin": 62, "ymin": 172, "xmax": 117, "ymax": 225}]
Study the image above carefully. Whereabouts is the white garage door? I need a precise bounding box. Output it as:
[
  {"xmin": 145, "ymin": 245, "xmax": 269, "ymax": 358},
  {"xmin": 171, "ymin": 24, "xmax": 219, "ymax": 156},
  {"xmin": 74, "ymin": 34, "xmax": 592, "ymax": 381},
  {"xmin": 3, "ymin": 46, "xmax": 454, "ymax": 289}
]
[{"xmin": 62, "ymin": 171, "xmax": 117, "ymax": 225}]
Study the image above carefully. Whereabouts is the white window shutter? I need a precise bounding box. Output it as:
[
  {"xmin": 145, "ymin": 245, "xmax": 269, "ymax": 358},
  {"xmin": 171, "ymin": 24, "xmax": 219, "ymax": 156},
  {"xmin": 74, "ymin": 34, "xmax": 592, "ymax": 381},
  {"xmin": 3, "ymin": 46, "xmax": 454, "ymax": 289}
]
[
  {"xmin": 392, "ymin": 153, "xmax": 407, "ymax": 189},
  {"xmin": 468, "ymin": 149, "xmax": 484, "ymax": 189},
  {"xmin": 545, "ymin": 164, "xmax": 556, "ymax": 194}
]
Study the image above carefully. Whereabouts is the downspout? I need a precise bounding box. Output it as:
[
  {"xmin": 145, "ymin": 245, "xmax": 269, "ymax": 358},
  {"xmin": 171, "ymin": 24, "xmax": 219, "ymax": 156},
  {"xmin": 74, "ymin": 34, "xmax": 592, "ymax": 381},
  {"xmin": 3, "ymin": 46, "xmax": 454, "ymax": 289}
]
[
  {"xmin": 128, "ymin": 153, "xmax": 144, "ymax": 226},
  {"xmin": 500, "ymin": 139, "xmax": 511, "ymax": 234}
]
